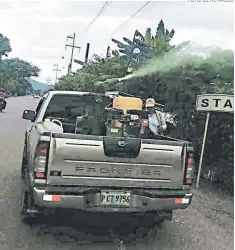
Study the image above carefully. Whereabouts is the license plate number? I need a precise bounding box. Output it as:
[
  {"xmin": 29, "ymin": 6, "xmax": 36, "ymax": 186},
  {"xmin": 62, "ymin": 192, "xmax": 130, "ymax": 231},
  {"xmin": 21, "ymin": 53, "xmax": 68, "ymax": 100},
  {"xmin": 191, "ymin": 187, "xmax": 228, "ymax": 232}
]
[{"xmin": 100, "ymin": 191, "xmax": 131, "ymax": 207}]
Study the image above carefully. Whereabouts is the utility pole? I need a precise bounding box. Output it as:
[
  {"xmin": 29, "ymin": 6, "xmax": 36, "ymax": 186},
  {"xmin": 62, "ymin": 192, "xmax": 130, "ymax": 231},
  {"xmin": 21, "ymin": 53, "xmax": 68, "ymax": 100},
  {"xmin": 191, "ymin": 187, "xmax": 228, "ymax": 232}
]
[
  {"xmin": 53, "ymin": 63, "xmax": 62, "ymax": 84},
  {"xmin": 46, "ymin": 77, "xmax": 52, "ymax": 85},
  {"xmin": 84, "ymin": 43, "xmax": 90, "ymax": 65},
  {"xmin": 106, "ymin": 46, "xmax": 111, "ymax": 59},
  {"xmin": 74, "ymin": 43, "xmax": 90, "ymax": 68},
  {"xmin": 65, "ymin": 33, "xmax": 81, "ymax": 75}
]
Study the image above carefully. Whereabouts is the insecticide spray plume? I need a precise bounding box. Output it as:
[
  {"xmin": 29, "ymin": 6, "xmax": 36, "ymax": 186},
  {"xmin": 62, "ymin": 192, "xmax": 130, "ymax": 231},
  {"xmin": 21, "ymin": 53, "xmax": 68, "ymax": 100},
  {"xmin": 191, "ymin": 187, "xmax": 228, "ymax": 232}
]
[
  {"xmin": 119, "ymin": 52, "xmax": 195, "ymax": 82},
  {"xmin": 96, "ymin": 42, "xmax": 228, "ymax": 87},
  {"xmin": 118, "ymin": 41, "xmax": 224, "ymax": 82},
  {"xmin": 103, "ymin": 78, "xmax": 121, "ymax": 85}
]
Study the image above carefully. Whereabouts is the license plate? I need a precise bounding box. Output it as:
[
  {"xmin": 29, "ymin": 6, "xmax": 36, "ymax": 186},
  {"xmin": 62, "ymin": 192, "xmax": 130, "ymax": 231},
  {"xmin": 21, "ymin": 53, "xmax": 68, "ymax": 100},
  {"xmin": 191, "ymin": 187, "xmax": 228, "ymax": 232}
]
[{"xmin": 100, "ymin": 191, "xmax": 131, "ymax": 207}]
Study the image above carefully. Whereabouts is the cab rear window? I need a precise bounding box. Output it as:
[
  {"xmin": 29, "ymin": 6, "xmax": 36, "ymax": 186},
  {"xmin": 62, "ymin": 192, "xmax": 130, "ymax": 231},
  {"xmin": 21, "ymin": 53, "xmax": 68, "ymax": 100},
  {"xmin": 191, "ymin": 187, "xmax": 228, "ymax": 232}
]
[{"xmin": 43, "ymin": 94, "xmax": 110, "ymax": 120}]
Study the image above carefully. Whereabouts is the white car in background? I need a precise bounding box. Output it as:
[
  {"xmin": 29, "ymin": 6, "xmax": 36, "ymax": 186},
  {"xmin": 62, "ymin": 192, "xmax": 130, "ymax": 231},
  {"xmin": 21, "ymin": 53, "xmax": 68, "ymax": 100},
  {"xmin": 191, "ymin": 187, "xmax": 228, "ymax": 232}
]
[{"xmin": 33, "ymin": 94, "xmax": 40, "ymax": 99}]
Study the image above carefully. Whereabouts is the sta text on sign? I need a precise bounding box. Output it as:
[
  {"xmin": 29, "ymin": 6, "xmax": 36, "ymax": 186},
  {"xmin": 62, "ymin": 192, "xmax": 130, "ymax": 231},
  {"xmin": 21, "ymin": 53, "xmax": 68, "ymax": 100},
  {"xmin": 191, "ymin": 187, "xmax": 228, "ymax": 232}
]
[{"xmin": 196, "ymin": 94, "xmax": 234, "ymax": 112}]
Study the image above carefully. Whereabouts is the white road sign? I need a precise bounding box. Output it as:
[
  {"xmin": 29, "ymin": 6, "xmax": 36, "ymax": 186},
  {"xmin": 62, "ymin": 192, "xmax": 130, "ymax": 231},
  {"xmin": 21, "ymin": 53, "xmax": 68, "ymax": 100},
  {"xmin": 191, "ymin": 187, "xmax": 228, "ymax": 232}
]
[{"xmin": 196, "ymin": 94, "xmax": 234, "ymax": 112}]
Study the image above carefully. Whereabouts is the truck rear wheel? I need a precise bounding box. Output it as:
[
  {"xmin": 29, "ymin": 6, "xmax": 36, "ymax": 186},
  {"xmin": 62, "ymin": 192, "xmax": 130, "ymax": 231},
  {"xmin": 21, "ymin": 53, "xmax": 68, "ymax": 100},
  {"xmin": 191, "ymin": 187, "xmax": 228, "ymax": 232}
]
[
  {"xmin": 21, "ymin": 187, "xmax": 40, "ymax": 225},
  {"xmin": 115, "ymin": 213, "xmax": 164, "ymax": 242},
  {"xmin": 134, "ymin": 217, "xmax": 164, "ymax": 242},
  {"xmin": 21, "ymin": 144, "xmax": 27, "ymax": 179}
]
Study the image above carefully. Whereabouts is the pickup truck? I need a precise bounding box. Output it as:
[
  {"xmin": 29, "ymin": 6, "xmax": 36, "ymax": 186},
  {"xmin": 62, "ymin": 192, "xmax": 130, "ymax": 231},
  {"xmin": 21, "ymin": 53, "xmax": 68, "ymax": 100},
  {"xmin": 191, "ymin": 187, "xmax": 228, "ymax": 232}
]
[{"xmin": 20, "ymin": 90, "xmax": 195, "ymax": 231}]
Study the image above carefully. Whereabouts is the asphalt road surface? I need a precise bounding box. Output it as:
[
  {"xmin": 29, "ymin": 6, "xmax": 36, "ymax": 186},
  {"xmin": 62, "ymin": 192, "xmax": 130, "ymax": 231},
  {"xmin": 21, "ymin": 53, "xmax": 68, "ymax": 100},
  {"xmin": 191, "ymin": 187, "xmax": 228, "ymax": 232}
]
[{"xmin": 0, "ymin": 96, "xmax": 233, "ymax": 250}]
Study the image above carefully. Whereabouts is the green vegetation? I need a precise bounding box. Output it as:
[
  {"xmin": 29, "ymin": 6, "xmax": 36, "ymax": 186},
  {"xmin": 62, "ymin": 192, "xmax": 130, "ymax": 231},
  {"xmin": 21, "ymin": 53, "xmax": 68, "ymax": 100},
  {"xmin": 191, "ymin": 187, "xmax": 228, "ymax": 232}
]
[
  {"xmin": 111, "ymin": 20, "xmax": 175, "ymax": 72},
  {"xmin": 0, "ymin": 34, "xmax": 12, "ymax": 59},
  {"xmin": 57, "ymin": 21, "xmax": 234, "ymax": 194},
  {"xmin": 0, "ymin": 34, "xmax": 40, "ymax": 95}
]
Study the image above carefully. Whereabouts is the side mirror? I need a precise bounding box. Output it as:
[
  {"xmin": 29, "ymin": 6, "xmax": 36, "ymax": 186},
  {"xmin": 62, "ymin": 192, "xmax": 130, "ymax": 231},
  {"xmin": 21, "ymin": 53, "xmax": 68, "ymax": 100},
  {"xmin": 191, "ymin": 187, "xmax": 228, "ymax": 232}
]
[{"xmin": 22, "ymin": 110, "xmax": 35, "ymax": 121}]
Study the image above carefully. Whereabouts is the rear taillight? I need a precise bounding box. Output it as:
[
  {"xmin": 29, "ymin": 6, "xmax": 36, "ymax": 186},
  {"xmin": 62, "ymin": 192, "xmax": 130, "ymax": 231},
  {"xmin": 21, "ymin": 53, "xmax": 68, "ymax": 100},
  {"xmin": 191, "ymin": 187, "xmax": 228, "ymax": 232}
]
[
  {"xmin": 35, "ymin": 142, "xmax": 48, "ymax": 157},
  {"xmin": 34, "ymin": 171, "xmax": 46, "ymax": 179},
  {"xmin": 33, "ymin": 141, "xmax": 49, "ymax": 179},
  {"xmin": 141, "ymin": 119, "xmax": 149, "ymax": 127},
  {"xmin": 184, "ymin": 153, "xmax": 195, "ymax": 185}
]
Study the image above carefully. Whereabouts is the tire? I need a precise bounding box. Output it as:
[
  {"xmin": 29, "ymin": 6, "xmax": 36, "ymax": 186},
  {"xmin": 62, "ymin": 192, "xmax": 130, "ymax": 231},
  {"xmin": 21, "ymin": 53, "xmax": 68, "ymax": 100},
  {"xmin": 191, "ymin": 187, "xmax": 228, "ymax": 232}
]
[
  {"xmin": 116, "ymin": 213, "xmax": 164, "ymax": 243},
  {"xmin": 136, "ymin": 218, "xmax": 164, "ymax": 242},
  {"xmin": 21, "ymin": 186, "xmax": 40, "ymax": 225},
  {"xmin": 21, "ymin": 143, "xmax": 27, "ymax": 179}
]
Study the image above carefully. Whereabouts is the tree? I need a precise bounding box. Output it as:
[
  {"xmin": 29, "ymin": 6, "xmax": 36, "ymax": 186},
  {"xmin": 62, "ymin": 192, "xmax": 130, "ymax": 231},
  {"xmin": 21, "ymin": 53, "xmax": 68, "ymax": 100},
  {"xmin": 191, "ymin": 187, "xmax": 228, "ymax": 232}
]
[
  {"xmin": 58, "ymin": 55, "xmax": 127, "ymax": 92},
  {"xmin": 5, "ymin": 79, "xmax": 16, "ymax": 94},
  {"xmin": 144, "ymin": 19, "xmax": 175, "ymax": 57},
  {"xmin": 0, "ymin": 58, "xmax": 40, "ymax": 95},
  {"xmin": 110, "ymin": 19, "xmax": 175, "ymax": 73},
  {"xmin": 0, "ymin": 34, "xmax": 40, "ymax": 95},
  {"xmin": 0, "ymin": 34, "xmax": 12, "ymax": 60}
]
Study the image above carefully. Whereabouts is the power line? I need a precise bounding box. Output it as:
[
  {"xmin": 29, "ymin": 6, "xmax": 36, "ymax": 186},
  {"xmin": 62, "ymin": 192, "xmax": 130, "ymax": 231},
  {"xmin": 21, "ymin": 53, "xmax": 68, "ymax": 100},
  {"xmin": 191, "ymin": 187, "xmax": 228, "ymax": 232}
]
[
  {"xmin": 99, "ymin": 1, "xmax": 150, "ymax": 43},
  {"xmin": 81, "ymin": 1, "xmax": 112, "ymax": 37}
]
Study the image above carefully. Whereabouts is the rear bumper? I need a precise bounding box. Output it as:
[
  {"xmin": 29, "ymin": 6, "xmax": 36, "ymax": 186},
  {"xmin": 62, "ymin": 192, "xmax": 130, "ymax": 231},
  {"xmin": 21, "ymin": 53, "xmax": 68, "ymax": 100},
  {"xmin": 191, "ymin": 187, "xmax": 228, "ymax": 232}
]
[{"xmin": 33, "ymin": 187, "xmax": 193, "ymax": 212}]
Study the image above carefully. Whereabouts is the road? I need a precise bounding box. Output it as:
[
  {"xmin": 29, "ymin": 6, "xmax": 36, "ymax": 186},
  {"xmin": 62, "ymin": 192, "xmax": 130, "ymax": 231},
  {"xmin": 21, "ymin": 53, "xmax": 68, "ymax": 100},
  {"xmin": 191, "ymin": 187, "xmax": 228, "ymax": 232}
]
[{"xmin": 0, "ymin": 96, "xmax": 233, "ymax": 250}]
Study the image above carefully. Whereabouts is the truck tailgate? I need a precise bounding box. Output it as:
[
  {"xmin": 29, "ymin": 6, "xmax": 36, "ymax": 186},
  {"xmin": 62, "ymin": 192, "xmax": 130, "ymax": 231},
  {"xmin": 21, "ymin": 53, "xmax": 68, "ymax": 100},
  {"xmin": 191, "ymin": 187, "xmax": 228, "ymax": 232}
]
[{"xmin": 46, "ymin": 134, "xmax": 187, "ymax": 189}]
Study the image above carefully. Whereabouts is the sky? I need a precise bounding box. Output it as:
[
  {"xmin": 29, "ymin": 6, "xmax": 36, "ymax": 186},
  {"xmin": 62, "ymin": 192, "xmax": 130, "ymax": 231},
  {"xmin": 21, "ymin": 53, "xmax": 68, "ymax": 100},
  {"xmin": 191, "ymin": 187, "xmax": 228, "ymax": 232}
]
[{"xmin": 0, "ymin": 0, "xmax": 234, "ymax": 83}]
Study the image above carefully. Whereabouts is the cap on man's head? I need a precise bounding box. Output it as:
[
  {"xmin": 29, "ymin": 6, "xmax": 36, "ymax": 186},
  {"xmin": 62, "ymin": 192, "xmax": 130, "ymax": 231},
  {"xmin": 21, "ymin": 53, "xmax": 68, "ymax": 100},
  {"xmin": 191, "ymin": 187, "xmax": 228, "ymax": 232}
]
[{"xmin": 145, "ymin": 98, "xmax": 156, "ymax": 108}]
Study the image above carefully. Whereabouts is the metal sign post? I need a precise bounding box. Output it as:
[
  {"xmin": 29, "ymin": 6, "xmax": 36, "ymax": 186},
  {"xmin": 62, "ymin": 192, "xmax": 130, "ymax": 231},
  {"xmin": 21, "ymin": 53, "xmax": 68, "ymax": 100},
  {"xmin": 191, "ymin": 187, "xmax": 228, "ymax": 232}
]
[
  {"xmin": 196, "ymin": 112, "xmax": 210, "ymax": 188},
  {"xmin": 195, "ymin": 94, "xmax": 234, "ymax": 188}
]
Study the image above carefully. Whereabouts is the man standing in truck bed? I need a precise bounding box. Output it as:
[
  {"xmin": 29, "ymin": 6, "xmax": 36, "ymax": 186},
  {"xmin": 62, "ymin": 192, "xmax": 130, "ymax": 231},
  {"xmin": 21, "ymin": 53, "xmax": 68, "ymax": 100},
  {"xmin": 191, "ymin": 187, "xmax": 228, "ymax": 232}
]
[{"xmin": 145, "ymin": 98, "xmax": 167, "ymax": 135}]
